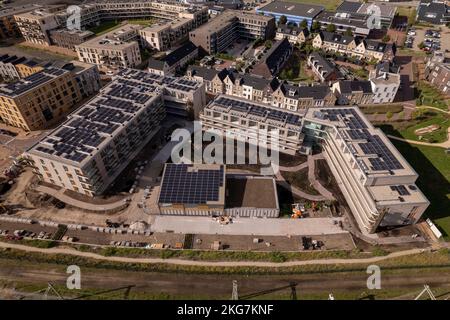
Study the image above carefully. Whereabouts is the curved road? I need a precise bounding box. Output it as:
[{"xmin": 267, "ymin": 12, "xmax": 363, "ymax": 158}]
[{"xmin": 0, "ymin": 241, "xmax": 429, "ymax": 268}]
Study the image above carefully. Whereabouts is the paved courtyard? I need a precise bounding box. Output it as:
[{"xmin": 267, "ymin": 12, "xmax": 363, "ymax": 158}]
[{"xmin": 151, "ymin": 216, "xmax": 347, "ymax": 236}]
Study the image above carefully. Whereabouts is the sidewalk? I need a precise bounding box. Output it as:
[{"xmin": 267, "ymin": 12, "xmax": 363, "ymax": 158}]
[{"xmin": 35, "ymin": 185, "xmax": 129, "ymax": 213}]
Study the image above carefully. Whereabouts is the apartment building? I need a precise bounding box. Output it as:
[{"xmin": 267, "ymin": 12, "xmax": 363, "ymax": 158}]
[
  {"xmin": 0, "ymin": 67, "xmax": 82, "ymax": 131},
  {"xmin": 147, "ymin": 41, "xmax": 198, "ymax": 76},
  {"xmin": 186, "ymin": 65, "xmax": 335, "ymax": 111},
  {"xmin": 44, "ymin": 60, "xmax": 102, "ymax": 99},
  {"xmin": 312, "ymin": 32, "xmax": 396, "ymax": 62},
  {"xmin": 200, "ymin": 95, "xmax": 304, "ymax": 155},
  {"xmin": 25, "ymin": 71, "xmax": 166, "ymax": 196},
  {"xmin": 25, "ymin": 68, "xmax": 206, "ymax": 195},
  {"xmin": 252, "ymin": 38, "xmax": 293, "ymax": 78},
  {"xmin": 0, "ymin": 4, "xmax": 41, "ymax": 40},
  {"xmin": 13, "ymin": 1, "xmax": 208, "ymax": 48},
  {"xmin": 302, "ymin": 107, "xmax": 429, "ymax": 233},
  {"xmin": 75, "ymin": 24, "xmax": 143, "ymax": 71},
  {"xmin": 275, "ymin": 25, "xmax": 309, "ymax": 45},
  {"xmin": 369, "ymin": 61, "xmax": 400, "ymax": 104},
  {"xmin": 0, "ymin": 55, "xmax": 43, "ymax": 81},
  {"xmin": 307, "ymin": 52, "xmax": 343, "ymax": 83},
  {"xmin": 425, "ymin": 51, "xmax": 450, "ymax": 95},
  {"xmin": 139, "ymin": 8, "xmax": 207, "ymax": 51},
  {"xmin": 336, "ymin": 1, "xmax": 396, "ymax": 29},
  {"xmin": 189, "ymin": 10, "xmax": 275, "ymax": 54},
  {"xmin": 49, "ymin": 29, "xmax": 95, "ymax": 51},
  {"xmin": 14, "ymin": 8, "xmax": 60, "ymax": 46},
  {"xmin": 331, "ymin": 80, "xmax": 374, "ymax": 105},
  {"xmin": 315, "ymin": 10, "xmax": 371, "ymax": 36},
  {"xmin": 95, "ymin": 0, "xmax": 208, "ymax": 22}
]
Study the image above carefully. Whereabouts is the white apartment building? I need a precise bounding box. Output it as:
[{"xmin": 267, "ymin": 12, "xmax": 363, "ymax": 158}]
[
  {"xmin": 369, "ymin": 62, "xmax": 400, "ymax": 104},
  {"xmin": 303, "ymin": 107, "xmax": 429, "ymax": 233},
  {"xmin": 25, "ymin": 68, "xmax": 206, "ymax": 196},
  {"xmin": 200, "ymin": 95, "xmax": 304, "ymax": 155},
  {"xmin": 75, "ymin": 24, "xmax": 143, "ymax": 71},
  {"xmin": 139, "ymin": 11, "xmax": 205, "ymax": 51}
]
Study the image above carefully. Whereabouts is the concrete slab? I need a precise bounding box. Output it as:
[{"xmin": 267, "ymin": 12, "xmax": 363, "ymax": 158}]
[{"xmin": 151, "ymin": 216, "xmax": 347, "ymax": 236}]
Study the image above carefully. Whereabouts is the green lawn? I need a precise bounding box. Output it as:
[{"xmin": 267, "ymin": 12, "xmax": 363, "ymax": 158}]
[
  {"xmin": 89, "ymin": 21, "xmax": 121, "ymax": 35},
  {"xmin": 127, "ymin": 19, "xmax": 156, "ymax": 27},
  {"xmin": 390, "ymin": 140, "xmax": 450, "ymax": 239},
  {"xmin": 286, "ymin": 0, "xmax": 341, "ymax": 11},
  {"xmin": 378, "ymin": 111, "xmax": 450, "ymax": 143},
  {"xmin": 416, "ymin": 82, "xmax": 450, "ymax": 111}
]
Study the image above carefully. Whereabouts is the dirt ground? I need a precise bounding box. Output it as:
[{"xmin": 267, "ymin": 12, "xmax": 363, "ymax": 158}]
[{"xmin": 191, "ymin": 233, "xmax": 355, "ymax": 251}]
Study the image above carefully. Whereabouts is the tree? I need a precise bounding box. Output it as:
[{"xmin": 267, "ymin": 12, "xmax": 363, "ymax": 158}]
[
  {"xmin": 326, "ymin": 24, "xmax": 336, "ymax": 33},
  {"xmin": 311, "ymin": 21, "xmax": 321, "ymax": 32},
  {"xmin": 300, "ymin": 19, "xmax": 308, "ymax": 29},
  {"xmin": 344, "ymin": 27, "xmax": 353, "ymax": 36},
  {"xmin": 264, "ymin": 40, "xmax": 272, "ymax": 49},
  {"xmin": 382, "ymin": 34, "xmax": 391, "ymax": 43},
  {"xmin": 279, "ymin": 15, "xmax": 287, "ymax": 25},
  {"xmin": 386, "ymin": 111, "xmax": 394, "ymax": 120}
]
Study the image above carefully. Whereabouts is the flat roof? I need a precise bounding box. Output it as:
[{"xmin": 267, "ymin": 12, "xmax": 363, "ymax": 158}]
[
  {"xmin": 225, "ymin": 176, "xmax": 278, "ymax": 209},
  {"xmin": 0, "ymin": 4, "xmax": 41, "ymax": 18},
  {"xmin": 0, "ymin": 67, "xmax": 68, "ymax": 98},
  {"xmin": 304, "ymin": 106, "xmax": 429, "ymax": 207},
  {"xmin": 304, "ymin": 107, "xmax": 417, "ymax": 178},
  {"xmin": 159, "ymin": 164, "xmax": 226, "ymax": 205},
  {"xmin": 27, "ymin": 69, "xmax": 202, "ymax": 166},
  {"xmin": 205, "ymin": 95, "xmax": 303, "ymax": 131},
  {"xmin": 258, "ymin": 1, "xmax": 324, "ymax": 18},
  {"xmin": 77, "ymin": 24, "xmax": 142, "ymax": 50},
  {"xmin": 192, "ymin": 9, "xmax": 272, "ymax": 34}
]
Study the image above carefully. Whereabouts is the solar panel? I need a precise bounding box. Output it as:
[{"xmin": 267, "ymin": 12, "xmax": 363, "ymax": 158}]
[{"xmin": 159, "ymin": 164, "xmax": 224, "ymax": 204}]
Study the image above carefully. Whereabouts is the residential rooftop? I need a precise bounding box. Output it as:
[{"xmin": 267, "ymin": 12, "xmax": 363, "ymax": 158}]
[
  {"xmin": 304, "ymin": 107, "xmax": 419, "ymax": 179},
  {"xmin": 192, "ymin": 9, "xmax": 273, "ymax": 34},
  {"xmin": 258, "ymin": 1, "xmax": 324, "ymax": 18},
  {"xmin": 0, "ymin": 4, "xmax": 41, "ymax": 18},
  {"xmin": 77, "ymin": 24, "xmax": 142, "ymax": 50},
  {"xmin": 205, "ymin": 94, "xmax": 303, "ymax": 131},
  {"xmin": 0, "ymin": 67, "xmax": 68, "ymax": 98},
  {"xmin": 27, "ymin": 69, "xmax": 202, "ymax": 166}
]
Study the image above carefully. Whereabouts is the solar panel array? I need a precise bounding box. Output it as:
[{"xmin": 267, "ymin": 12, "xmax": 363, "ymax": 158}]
[
  {"xmin": 212, "ymin": 96, "xmax": 302, "ymax": 128},
  {"xmin": 0, "ymin": 67, "xmax": 67, "ymax": 97},
  {"xmin": 29, "ymin": 69, "xmax": 204, "ymax": 164},
  {"xmin": 316, "ymin": 108, "xmax": 404, "ymax": 172},
  {"xmin": 159, "ymin": 164, "xmax": 224, "ymax": 204},
  {"xmin": 360, "ymin": 135, "xmax": 403, "ymax": 171},
  {"xmin": 30, "ymin": 71, "xmax": 165, "ymax": 164}
]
